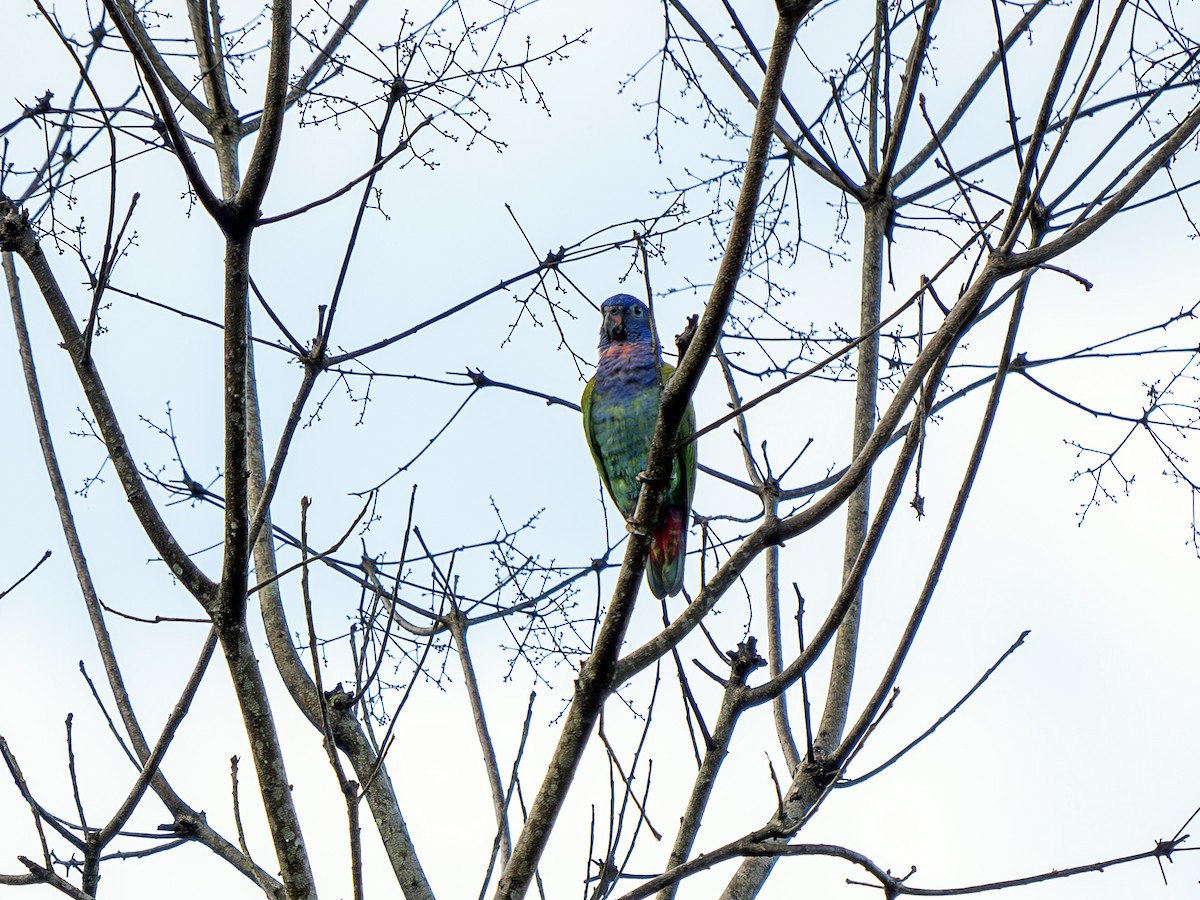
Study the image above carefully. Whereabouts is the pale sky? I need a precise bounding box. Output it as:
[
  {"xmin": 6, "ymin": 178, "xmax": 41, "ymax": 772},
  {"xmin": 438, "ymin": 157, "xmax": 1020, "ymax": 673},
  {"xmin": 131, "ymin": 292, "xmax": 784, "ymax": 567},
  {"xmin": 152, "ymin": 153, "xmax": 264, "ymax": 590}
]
[{"xmin": 1, "ymin": 2, "xmax": 1198, "ymax": 899}]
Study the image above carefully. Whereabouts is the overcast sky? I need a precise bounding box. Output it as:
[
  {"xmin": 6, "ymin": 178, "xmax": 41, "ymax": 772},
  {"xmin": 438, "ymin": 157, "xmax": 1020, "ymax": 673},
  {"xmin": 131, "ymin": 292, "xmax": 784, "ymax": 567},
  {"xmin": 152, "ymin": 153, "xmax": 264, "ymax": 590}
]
[{"xmin": 1, "ymin": 2, "xmax": 1198, "ymax": 899}]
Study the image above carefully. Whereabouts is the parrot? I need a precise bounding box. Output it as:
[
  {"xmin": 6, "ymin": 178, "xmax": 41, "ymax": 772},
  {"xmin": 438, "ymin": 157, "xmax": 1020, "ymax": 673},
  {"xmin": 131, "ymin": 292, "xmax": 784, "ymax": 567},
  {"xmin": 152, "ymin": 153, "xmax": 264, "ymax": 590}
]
[{"xmin": 581, "ymin": 293, "xmax": 697, "ymax": 598}]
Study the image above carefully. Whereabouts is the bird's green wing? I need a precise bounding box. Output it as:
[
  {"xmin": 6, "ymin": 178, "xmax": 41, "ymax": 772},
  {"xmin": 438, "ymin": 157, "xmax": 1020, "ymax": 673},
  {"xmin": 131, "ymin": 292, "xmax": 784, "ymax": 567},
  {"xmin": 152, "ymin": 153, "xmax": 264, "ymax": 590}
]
[{"xmin": 581, "ymin": 376, "xmax": 618, "ymax": 505}]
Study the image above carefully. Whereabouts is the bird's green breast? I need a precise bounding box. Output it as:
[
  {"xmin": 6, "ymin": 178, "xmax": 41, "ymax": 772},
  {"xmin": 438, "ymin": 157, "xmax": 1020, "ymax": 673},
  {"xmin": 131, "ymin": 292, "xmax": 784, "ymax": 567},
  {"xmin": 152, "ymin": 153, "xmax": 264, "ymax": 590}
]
[{"xmin": 588, "ymin": 384, "xmax": 661, "ymax": 517}]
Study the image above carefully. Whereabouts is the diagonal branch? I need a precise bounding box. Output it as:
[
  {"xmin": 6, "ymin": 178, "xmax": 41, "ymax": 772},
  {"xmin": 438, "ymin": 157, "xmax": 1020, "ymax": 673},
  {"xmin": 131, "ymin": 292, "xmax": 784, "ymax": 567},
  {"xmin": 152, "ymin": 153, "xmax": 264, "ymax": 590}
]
[
  {"xmin": 0, "ymin": 206, "xmax": 216, "ymax": 604},
  {"xmin": 101, "ymin": 0, "xmax": 224, "ymax": 222},
  {"xmin": 108, "ymin": 0, "xmax": 215, "ymax": 126},
  {"xmin": 235, "ymin": 0, "xmax": 293, "ymax": 219},
  {"xmin": 1003, "ymin": 100, "xmax": 1200, "ymax": 269},
  {"xmin": 494, "ymin": 7, "xmax": 817, "ymax": 899}
]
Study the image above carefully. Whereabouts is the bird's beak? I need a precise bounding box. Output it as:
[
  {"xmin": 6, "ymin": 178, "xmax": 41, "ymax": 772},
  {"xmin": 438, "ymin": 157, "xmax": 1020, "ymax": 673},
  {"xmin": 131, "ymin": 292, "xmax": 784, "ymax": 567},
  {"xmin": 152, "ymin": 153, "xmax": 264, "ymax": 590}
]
[{"xmin": 602, "ymin": 308, "xmax": 627, "ymax": 341}]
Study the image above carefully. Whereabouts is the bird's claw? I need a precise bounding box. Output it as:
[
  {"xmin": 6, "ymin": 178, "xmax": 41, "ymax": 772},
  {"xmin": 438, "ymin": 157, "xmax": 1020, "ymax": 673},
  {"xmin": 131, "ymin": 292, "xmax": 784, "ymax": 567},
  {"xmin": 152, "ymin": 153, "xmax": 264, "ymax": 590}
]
[{"xmin": 625, "ymin": 519, "xmax": 649, "ymax": 538}]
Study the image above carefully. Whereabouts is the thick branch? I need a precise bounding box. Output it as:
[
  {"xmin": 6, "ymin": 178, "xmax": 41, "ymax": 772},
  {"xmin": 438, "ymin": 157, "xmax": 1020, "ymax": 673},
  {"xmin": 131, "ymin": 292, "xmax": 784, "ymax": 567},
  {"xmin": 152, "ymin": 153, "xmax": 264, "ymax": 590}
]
[
  {"xmin": 655, "ymin": 672, "xmax": 752, "ymax": 900},
  {"xmin": 102, "ymin": 0, "xmax": 224, "ymax": 221},
  {"xmin": 813, "ymin": 198, "xmax": 889, "ymax": 754},
  {"xmin": 0, "ymin": 203, "xmax": 216, "ymax": 604},
  {"xmin": 1004, "ymin": 100, "xmax": 1200, "ymax": 268},
  {"xmin": 495, "ymin": 8, "xmax": 815, "ymax": 900},
  {"xmin": 235, "ymin": 0, "xmax": 292, "ymax": 218},
  {"xmin": 5, "ymin": 249, "xmax": 280, "ymax": 896},
  {"xmin": 245, "ymin": 343, "xmax": 435, "ymax": 899},
  {"xmin": 109, "ymin": 0, "xmax": 214, "ymax": 125}
]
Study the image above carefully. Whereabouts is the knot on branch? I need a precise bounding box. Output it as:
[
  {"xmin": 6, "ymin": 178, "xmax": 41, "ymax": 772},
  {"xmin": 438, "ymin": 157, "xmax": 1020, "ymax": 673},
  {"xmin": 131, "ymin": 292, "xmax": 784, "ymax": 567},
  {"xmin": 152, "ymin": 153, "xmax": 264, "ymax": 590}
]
[
  {"xmin": 675, "ymin": 314, "xmax": 699, "ymax": 364},
  {"xmin": 1029, "ymin": 200, "xmax": 1050, "ymax": 234},
  {"xmin": 150, "ymin": 117, "xmax": 174, "ymax": 151},
  {"xmin": 388, "ymin": 78, "xmax": 409, "ymax": 103},
  {"xmin": 302, "ymin": 304, "xmax": 330, "ymax": 370},
  {"xmin": 725, "ymin": 636, "xmax": 766, "ymax": 679},
  {"xmin": 541, "ymin": 246, "xmax": 566, "ymax": 269},
  {"xmin": 21, "ymin": 90, "xmax": 53, "ymax": 120},
  {"xmin": 802, "ymin": 751, "xmax": 841, "ymax": 793},
  {"xmin": 162, "ymin": 813, "xmax": 205, "ymax": 838},
  {"xmin": 301, "ymin": 346, "xmax": 328, "ymax": 372},
  {"xmin": 0, "ymin": 198, "xmax": 33, "ymax": 253},
  {"xmin": 881, "ymin": 865, "xmax": 917, "ymax": 899},
  {"xmin": 324, "ymin": 682, "xmax": 356, "ymax": 710},
  {"xmin": 776, "ymin": 0, "xmax": 816, "ymax": 17},
  {"xmin": 1155, "ymin": 834, "xmax": 1187, "ymax": 861},
  {"xmin": 359, "ymin": 555, "xmax": 385, "ymax": 595},
  {"xmin": 465, "ymin": 367, "xmax": 492, "ymax": 388},
  {"xmin": 180, "ymin": 469, "xmax": 208, "ymax": 500}
]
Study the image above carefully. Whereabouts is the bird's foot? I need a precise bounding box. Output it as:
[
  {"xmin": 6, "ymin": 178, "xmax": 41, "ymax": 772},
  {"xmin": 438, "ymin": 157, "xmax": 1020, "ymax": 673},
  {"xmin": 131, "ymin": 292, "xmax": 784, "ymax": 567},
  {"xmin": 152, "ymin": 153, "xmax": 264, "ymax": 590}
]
[{"xmin": 625, "ymin": 518, "xmax": 650, "ymax": 538}]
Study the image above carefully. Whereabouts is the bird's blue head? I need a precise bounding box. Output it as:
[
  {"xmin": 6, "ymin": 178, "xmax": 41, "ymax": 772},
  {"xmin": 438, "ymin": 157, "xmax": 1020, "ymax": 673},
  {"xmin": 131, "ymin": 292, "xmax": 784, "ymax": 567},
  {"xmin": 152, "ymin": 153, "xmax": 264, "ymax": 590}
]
[{"xmin": 598, "ymin": 294, "xmax": 654, "ymax": 348}]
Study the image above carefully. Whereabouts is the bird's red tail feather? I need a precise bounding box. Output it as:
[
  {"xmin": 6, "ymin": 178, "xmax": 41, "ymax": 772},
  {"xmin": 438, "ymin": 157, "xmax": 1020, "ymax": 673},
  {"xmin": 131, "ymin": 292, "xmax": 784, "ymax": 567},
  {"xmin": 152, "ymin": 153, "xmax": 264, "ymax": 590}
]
[{"xmin": 646, "ymin": 507, "xmax": 687, "ymax": 598}]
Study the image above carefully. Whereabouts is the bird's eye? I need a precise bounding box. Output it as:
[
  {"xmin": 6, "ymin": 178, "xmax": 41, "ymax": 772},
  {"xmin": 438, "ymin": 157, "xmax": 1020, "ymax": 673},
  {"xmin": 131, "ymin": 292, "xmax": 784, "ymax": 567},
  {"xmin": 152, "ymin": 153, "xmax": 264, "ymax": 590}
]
[{"xmin": 632, "ymin": 306, "xmax": 643, "ymax": 317}]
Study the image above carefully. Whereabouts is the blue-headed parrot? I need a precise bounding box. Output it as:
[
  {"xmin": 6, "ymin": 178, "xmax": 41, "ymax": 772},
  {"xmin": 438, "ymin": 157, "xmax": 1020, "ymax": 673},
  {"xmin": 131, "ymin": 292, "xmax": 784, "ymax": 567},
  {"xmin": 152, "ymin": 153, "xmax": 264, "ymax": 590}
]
[{"xmin": 581, "ymin": 294, "xmax": 697, "ymax": 598}]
